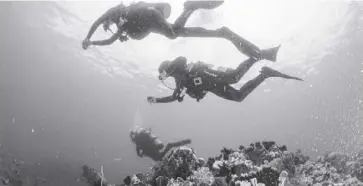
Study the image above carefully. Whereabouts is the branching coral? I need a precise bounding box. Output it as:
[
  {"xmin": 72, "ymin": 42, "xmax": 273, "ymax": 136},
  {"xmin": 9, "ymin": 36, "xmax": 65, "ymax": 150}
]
[
  {"xmin": 188, "ymin": 167, "xmax": 215, "ymax": 185},
  {"xmin": 152, "ymin": 147, "xmax": 200, "ymax": 181}
]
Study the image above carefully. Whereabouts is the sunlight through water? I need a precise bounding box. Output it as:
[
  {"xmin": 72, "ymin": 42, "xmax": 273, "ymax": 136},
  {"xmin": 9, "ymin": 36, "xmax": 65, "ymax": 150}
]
[{"xmin": 51, "ymin": 0, "xmax": 356, "ymax": 79}]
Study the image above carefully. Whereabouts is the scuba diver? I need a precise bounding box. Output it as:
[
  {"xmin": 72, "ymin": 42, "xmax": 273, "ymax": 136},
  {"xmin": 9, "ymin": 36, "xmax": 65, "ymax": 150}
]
[
  {"xmin": 146, "ymin": 56, "xmax": 303, "ymax": 103},
  {"xmin": 130, "ymin": 126, "xmax": 192, "ymax": 161},
  {"xmin": 82, "ymin": 0, "xmax": 280, "ymax": 62}
]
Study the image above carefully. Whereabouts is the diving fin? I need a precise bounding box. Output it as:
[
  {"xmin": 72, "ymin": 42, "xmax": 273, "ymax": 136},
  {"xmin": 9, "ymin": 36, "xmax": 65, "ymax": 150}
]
[
  {"xmin": 261, "ymin": 45, "xmax": 281, "ymax": 62},
  {"xmin": 177, "ymin": 139, "xmax": 192, "ymax": 146},
  {"xmin": 184, "ymin": 0, "xmax": 224, "ymax": 10},
  {"xmin": 261, "ymin": 67, "xmax": 303, "ymax": 81},
  {"xmin": 183, "ymin": 139, "xmax": 192, "ymax": 145}
]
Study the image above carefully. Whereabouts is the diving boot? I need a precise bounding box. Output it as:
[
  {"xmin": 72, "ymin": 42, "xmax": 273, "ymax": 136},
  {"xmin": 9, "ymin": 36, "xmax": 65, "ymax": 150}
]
[
  {"xmin": 260, "ymin": 67, "xmax": 303, "ymax": 81},
  {"xmin": 184, "ymin": 0, "xmax": 224, "ymax": 10},
  {"xmin": 261, "ymin": 45, "xmax": 281, "ymax": 62}
]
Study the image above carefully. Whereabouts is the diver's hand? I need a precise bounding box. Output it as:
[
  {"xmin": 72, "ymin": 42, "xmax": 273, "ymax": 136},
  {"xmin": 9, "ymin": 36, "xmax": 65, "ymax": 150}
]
[
  {"xmin": 119, "ymin": 35, "xmax": 129, "ymax": 42},
  {"xmin": 147, "ymin": 96, "xmax": 157, "ymax": 104},
  {"xmin": 82, "ymin": 39, "xmax": 91, "ymax": 50},
  {"xmin": 138, "ymin": 151, "xmax": 144, "ymax": 157}
]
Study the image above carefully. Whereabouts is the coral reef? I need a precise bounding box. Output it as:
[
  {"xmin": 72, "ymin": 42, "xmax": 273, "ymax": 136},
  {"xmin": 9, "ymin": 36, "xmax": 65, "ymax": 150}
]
[
  {"xmin": 0, "ymin": 154, "xmax": 24, "ymax": 186},
  {"xmin": 290, "ymin": 151, "xmax": 363, "ymax": 185},
  {"xmin": 0, "ymin": 153, "xmax": 46, "ymax": 186},
  {"xmin": 80, "ymin": 165, "xmax": 114, "ymax": 186},
  {"xmin": 80, "ymin": 141, "xmax": 363, "ymax": 186}
]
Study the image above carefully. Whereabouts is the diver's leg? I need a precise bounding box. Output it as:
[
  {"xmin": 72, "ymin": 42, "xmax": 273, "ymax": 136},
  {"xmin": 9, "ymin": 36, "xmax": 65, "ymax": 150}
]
[
  {"xmin": 176, "ymin": 27, "xmax": 281, "ymax": 62},
  {"xmin": 201, "ymin": 58, "xmax": 265, "ymax": 85},
  {"xmin": 149, "ymin": 0, "xmax": 225, "ymax": 38},
  {"xmin": 173, "ymin": 1, "xmax": 224, "ymax": 29},
  {"xmin": 148, "ymin": 9, "xmax": 177, "ymax": 39},
  {"xmin": 233, "ymin": 67, "xmax": 303, "ymax": 102},
  {"xmin": 200, "ymin": 58, "xmax": 258, "ymax": 85},
  {"xmin": 210, "ymin": 75, "xmax": 267, "ymax": 102},
  {"xmin": 210, "ymin": 85, "xmax": 238, "ymax": 101},
  {"xmin": 260, "ymin": 67, "xmax": 304, "ymax": 81},
  {"xmin": 211, "ymin": 67, "xmax": 303, "ymax": 102},
  {"xmin": 159, "ymin": 139, "xmax": 192, "ymax": 158},
  {"xmin": 173, "ymin": 9, "xmax": 194, "ymax": 30},
  {"xmin": 183, "ymin": 1, "xmax": 224, "ymax": 11},
  {"xmin": 223, "ymin": 58, "xmax": 261, "ymax": 84},
  {"xmin": 235, "ymin": 74, "xmax": 267, "ymax": 102}
]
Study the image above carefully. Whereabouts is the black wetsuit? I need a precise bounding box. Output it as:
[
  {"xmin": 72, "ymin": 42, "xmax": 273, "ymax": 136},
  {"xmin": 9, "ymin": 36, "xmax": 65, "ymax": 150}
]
[
  {"xmin": 132, "ymin": 129, "xmax": 191, "ymax": 161},
  {"xmin": 85, "ymin": 1, "xmax": 275, "ymax": 62},
  {"xmin": 155, "ymin": 56, "xmax": 270, "ymax": 103},
  {"xmin": 122, "ymin": 2, "xmax": 177, "ymax": 40}
]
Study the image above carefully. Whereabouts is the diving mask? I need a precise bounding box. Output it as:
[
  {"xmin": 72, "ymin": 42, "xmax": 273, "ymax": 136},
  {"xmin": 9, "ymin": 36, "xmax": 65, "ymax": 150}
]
[{"xmin": 158, "ymin": 67, "xmax": 176, "ymax": 80}]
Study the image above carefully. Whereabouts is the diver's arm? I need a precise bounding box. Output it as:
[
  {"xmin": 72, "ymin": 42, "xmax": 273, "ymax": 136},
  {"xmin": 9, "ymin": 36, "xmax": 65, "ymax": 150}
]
[
  {"xmin": 155, "ymin": 84, "xmax": 183, "ymax": 103},
  {"xmin": 85, "ymin": 8, "xmax": 115, "ymax": 40},
  {"xmin": 155, "ymin": 95, "xmax": 178, "ymax": 103},
  {"xmin": 136, "ymin": 146, "xmax": 143, "ymax": 157},
  {"xmin": 91, "ymin": 29, "xmax": 122, "ymax": 46}
]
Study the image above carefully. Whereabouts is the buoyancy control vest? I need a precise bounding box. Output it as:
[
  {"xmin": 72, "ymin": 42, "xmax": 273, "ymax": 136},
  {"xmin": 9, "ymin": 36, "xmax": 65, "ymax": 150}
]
[
  {"xmin": 134, "ymin": 128, "xmax": 164, "ymax": 150},
  {"xmin": 120, "ymin": 2, "xmax": 171, "ymax": 34},
  {"xmin": 182, "ymin": 62, "xmax": 222, "ymax": 102}
]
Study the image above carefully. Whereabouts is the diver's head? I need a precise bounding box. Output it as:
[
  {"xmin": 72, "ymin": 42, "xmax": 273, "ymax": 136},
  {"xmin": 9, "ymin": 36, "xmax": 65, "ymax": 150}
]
[
  {"xmin": 130, "ymin": 130, "xmax": 136, "ymax": 142},
  {"xmin": 158, "ymin": 60, "xmax": 174, "ymax": 80},
  {"xmin": 130, "ymin": 126, "xmax": 144, "ymax": 142},
  {"xmin": 129, "ymin": 126, "xmax": 139, "ymax": 142}
]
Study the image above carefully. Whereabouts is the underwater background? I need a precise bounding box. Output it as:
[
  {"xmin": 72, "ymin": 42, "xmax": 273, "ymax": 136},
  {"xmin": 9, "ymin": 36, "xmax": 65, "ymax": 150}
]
[{"xmin": 0, "ymin": 0, "xmax": 362, "ymax": 185}]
